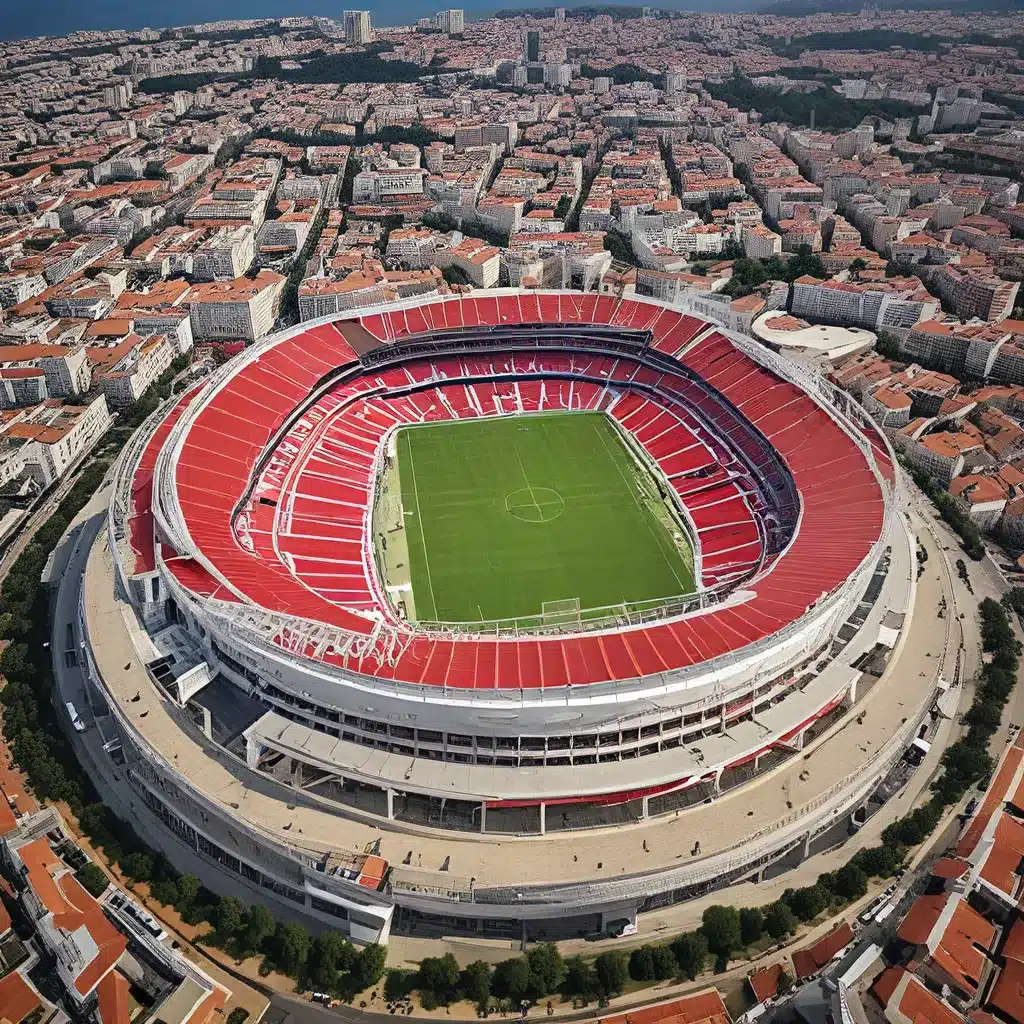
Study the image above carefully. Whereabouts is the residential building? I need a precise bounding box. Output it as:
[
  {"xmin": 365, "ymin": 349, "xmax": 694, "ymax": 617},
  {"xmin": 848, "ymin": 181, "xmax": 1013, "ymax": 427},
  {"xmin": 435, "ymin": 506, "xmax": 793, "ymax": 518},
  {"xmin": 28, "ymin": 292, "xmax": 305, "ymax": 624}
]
[
  {"xmin": 0, "ymin": 396, "xmax": 112, "ymax": 487},
  {"xmin": 932, "ymin": 263, "xmax": 1020, "ymax": 323},
  {"xmin": 89, "ymin": 333, "xmax": 176, "ymax": 408},
  {"xmin": 186, "ymin": 271, "xmax": 286, "ymax": 342},
  {"xmin": 744, "ymin": 224, "xmax": 782, "ymax": 260},
  {"xmin": 191, "ymin": 226, "xmax": 256, "ymax": 281},
  {"xmin": 0, "ymin": 344, "xmax": 91, "ymax": 403},
  {"xmin": 791, "ymin": 275, "xmax": 939, "ymax": 330},
  {"xmin": 437, "ymin": 238, "xmax": 501, "ymax": 288}
]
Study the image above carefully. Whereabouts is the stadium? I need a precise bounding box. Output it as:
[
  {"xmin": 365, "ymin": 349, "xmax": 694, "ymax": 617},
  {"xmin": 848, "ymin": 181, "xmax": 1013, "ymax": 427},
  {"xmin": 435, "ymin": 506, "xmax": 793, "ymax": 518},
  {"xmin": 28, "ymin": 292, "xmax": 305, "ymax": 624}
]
[{"xmin": 69, "ymin": 290, "xmax": 930, "ymax": 945}]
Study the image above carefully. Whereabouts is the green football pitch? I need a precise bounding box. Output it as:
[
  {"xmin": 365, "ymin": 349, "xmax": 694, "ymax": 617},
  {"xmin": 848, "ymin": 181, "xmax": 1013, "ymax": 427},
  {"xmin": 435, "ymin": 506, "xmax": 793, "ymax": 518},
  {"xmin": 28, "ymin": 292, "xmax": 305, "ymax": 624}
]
[{"xmin": 393, "ymin": 411, "xmax": 695, "ymax": 625}]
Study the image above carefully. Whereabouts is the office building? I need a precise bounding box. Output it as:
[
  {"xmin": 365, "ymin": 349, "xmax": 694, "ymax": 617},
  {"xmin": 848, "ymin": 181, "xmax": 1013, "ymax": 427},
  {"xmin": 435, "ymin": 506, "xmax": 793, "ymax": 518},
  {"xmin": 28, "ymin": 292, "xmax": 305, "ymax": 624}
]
[
  {"xmin": 523, "ymin": 30, "xmax": 541, "ymax": 63},
  {"xmin": 343, "ymin": 10, "xmax": 373, "ymax": 45},
  {"xmin": 435, "ymin": 9, "xmax": 464, "ymax": 33}
]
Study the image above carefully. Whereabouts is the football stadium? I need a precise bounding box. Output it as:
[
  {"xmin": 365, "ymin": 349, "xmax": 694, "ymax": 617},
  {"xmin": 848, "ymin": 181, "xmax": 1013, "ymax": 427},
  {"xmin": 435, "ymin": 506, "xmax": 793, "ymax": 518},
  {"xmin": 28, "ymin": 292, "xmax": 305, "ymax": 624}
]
[{"xmin": 64, "ymin": 290, "xmax": 936, "ymax": 945}]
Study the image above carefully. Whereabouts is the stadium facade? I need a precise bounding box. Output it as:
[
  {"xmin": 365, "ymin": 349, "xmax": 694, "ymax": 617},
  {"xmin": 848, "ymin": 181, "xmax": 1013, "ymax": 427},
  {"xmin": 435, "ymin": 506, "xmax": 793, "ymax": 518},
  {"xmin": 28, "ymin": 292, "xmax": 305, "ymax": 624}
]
[{"xmin": 66, "ymin": 290, "xmax": 925, "ymax": 945}]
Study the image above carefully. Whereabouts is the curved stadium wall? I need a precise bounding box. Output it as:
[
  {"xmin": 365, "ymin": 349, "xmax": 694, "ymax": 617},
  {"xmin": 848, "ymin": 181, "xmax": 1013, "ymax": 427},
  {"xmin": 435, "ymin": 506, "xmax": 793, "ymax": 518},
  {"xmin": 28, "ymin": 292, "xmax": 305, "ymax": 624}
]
[{"xmin": 79, "ymin": 290, "xmax": 917, "ymax": 940}]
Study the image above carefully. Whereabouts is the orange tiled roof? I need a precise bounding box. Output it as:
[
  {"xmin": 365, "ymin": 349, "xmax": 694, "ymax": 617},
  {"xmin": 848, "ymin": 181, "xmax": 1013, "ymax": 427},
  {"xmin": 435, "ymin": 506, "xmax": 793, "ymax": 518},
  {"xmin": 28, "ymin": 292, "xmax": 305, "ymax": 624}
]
[
  {"xmin": 20, "ymin": 837, "xmax": 126, "ymax": 995},
  {"xmin": 599, "ymin": 991, "xmax": 729, "ymax": 1024},
  {"xmin": 792, "ymin": 922, "xmax": 854, "ymax": 979},
  {"xmin": 930, "ymin": 898, "xmax": 995, "ymax": 997},
  {"xmin": 97, "ymin": 971, "xmax": 129, "ymax": 1024},
  {"xmin": 0, "ymin": 971, "xmax": 41, "ymax": 1024}
]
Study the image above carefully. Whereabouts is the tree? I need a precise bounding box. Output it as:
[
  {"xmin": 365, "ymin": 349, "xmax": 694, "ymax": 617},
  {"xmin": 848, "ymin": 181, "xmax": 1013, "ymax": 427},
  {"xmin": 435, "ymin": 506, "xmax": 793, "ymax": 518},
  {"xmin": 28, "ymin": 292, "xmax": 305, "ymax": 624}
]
[
  {"xmin": 384, "ymin": 970, "xmax": 417, "ymax": 1002},
  {"xmin": 670, "ymin": 931, "xmax": 708, "ymax": 981},
  {"xmin": 561, "ymin": 955, "xmax": 597, "ymax": 1001},
  {"xmin": 853, "ymin": 841, "xmax": 906, "ymax": 879},
  {"xmin": 215, "ymin": 896, "xmax": 245, "ymax": 939},
  {"xmin": 1003, "ymin": 587, "xmax": 1024, "ymax": 617},
  {"xmin": 849, "ymin": 257, "xmax": 867, "ymax": 273},
  {"xmin": 273, "ymin": 922, "xmax": 311, "ymax": 977},
  {"xmin": 830, "ymin": 864, "xmax": 868, "ymax": 902},
  {"xmin": 150, "ymin": 878, "xmax": 179, "ymax": 906},
  {"xmin": 527, "ymin": 942, "xmax": 564, "ymax": 996},
  {"xmin": 785, "ymin": 244, "xmax": 826, "ymax": 281},
  {"xmin": 875, "ymin": 329, "xmax": 902, "ymax": 360},
  {"xmin": 594, "ymin": 950, "xmax": 628, "ymax": 997},
  {"xmin": 492, "ymin": 956, "xmax": 531, "ymax": 1002},
  {"xmin": 75, "ymin": 863, "xmax": 109, "ymax": 897},
  {"xmin": 460, "ymin": 960, "xmax": 493, "ymax": 1006},
  {"xmin": 176, "ymin": 874, "xmax": 201, "ymax": 908},
  {"xmin": 701, "ymin": 905, "xmax": 742, "ymax": 960},
  {"xmin": 418, "ymin": 953, "xmax": 461, "ymax": 1005},
  {"xmin": 242, "ymin": 904, "xmax": 275, "ymax": 953},
  {"xmin": 352, "ymin": 943, "xmax": 387, "ymax": 991},
  {"xmin": 629, "ymin": 945, "xmax": 656, "ymax": 981},
  {"xmin": 784, "ymin": 884, "xmax": 830, "ymax": 922},
  {"xmin": 739, "ymin": 907, "xmax": 763, "ymax": 947},
  {"xmin": 603, "ymin": 229, "xmax": 640, "ymax": 266},
  {"xmin": 651, "ymin": 945, "xmax": 677, "ymax": 980},
  {"xmin": 554, "ymin": 195, "xmax": 572, "ymax": 219},
  {"xmin": 309, "ymin": 931, "xmax": 355, "ymax": 989},
  {"xmin": 440, "ymin": 265, "xmax": 471, "ymax": 287},
  {"xmin": 763, "ymin": 901, "xmax": 798, "ymax": 940}
]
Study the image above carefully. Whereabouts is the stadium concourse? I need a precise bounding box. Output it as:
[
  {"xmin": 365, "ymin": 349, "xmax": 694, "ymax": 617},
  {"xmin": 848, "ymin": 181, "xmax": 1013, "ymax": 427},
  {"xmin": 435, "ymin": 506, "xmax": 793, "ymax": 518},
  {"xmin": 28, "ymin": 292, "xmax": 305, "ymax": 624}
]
[{"xmin": 68, "ymin": 290, "xmax": 940, "ymax": 944}]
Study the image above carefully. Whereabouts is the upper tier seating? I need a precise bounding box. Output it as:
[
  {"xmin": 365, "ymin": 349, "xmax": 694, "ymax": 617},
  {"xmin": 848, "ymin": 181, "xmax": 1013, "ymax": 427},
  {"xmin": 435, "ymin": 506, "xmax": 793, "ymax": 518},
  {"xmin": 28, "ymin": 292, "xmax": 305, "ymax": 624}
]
[{"xmin": 158, "ymin": 295, "xmax": 885, "ymax": 689}]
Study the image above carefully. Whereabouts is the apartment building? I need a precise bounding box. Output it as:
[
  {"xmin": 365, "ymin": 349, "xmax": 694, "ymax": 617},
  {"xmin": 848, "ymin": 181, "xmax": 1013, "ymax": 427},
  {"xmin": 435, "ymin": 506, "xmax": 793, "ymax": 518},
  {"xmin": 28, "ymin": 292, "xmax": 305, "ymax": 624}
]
[
  {"xmin": 343, "ymin": 10, "xmax": 372, "ymax": 44},
  {"xmin": 0, "ymin": 395, "xmax": 112, "ymax": 487},
  {"xmin": 932, "ymin": 263, "xmax": 1020, "ymax": 323},
  {"xmin": 504, "ymin": 232, "xmax": 611, "ymax": 292},
  {"xmin": 386, "ymin": 226, "xmax": 459, "ymax": 268},
  {"xmin": 436, "ymin": 238, "xmax": 501, "ymax": 288},
  {"xmin": 162, "ymin": 152, "xmax": 214, "ymax": 191},
  {"xmin": 81, "ymin": 199, "xmax": 154, "ymax": 247},
  {"xmin": 0, "ymin": 343, "xmax": 91, "ymax": 404},
  {"xmin": 899, "ymin": 429, "xmax": 981, "ymax": 486},
  {"xmin": 257, "ymin": 212, "xmax": 315, "ymax": 258},
  {"xmin": 36, "ymin": 236, "xmax": 121, "ymax": 285},
  {"xmin": 89, "ymin": 333, "xmax": 176, "ymax": 407},
  {"xmin": 744, "ymin": 224, "xmax": 782, "ymax": 260},
  {"xmin": 759, "ymin": 177, "xmax": 824, "ymax": 222},
  {"xmin": 2, "ymin": 806, "xmax": 231, "ymax": 1024},
  {"xmin": 453, "ymin": 122, "xmax": 519, "ymax": 155},
  {"xmin": 43, "ymin": 271, "xmax": 125, "ymax": 321},
  {"xmin": 352, "ymin": 168, "xmax": 428, "ymax": 204},
  {"xmin": 190, "ymin": 225, "xmax": 256, "ymax": 281},
  {"xmin": 435, "ymin": 10, "xmax": 465, "ymax": 34},
  {"xmin": 186, "ymin": 270, "xmax": 286, "ymax": 342},
  {"xmin": 299, "ymin": 274, "xmax": 390, "ymax": 320},
  {"xmin": 0, "ymin": 274, "xmax": 46, "ymax": 309},
  {"xmin": 791, "ymin": 275, "xmax": 939, "ymax": 330},
  {"xmin": 862, "ymin": 387, "xmax": 913, "ymax": 429},
  {"xmin": 306, "ymin": 146, "xmax": 351, "ymax": 173}
]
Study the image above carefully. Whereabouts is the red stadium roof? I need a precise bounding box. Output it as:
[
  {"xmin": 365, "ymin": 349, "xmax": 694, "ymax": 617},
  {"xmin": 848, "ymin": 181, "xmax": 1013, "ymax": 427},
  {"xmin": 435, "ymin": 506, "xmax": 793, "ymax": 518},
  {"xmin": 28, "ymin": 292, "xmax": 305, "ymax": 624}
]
[{"xmin": 145, "ymin": 293, "xmax": 888, "ymax": 690}]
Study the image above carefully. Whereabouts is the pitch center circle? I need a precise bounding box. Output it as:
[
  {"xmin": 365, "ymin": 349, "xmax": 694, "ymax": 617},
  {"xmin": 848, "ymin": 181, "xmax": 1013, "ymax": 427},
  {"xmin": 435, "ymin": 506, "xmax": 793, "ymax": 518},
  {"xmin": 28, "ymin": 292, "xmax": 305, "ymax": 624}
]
[{"xmin": 505, "ymin": 486, "xmax": 565, "ymax": 523}]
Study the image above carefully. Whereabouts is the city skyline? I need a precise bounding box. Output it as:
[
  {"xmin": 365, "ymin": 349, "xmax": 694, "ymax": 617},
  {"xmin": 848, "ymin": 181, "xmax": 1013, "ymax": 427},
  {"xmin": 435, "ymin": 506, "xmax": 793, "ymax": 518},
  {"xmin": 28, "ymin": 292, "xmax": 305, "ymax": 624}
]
[{"xmin": 0, "ymin": 0, "xmax": 765, "ymax": 43}]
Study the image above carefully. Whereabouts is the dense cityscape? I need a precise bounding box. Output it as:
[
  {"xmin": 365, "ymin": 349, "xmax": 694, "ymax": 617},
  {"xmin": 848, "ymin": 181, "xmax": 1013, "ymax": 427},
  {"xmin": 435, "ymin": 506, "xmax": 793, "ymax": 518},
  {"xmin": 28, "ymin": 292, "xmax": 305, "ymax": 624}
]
[{"xmin": 0, "ymin": 6, "xmax": 1023, "ymax": 1024}]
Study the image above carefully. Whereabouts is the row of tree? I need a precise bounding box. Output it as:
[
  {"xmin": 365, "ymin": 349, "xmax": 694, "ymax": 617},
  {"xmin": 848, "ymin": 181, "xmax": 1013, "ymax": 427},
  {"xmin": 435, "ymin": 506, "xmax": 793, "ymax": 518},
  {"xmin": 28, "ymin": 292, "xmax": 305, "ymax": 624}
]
[
  {"xmin": 908, "ymin": 467, "xmax": 986, "ymax": 560},
  {"xmin": 706, "ymin": 73, "xmax": 922, "ymax": 134},
  {"xmin": 718, "ymin": 247, "xmax": 827, "ymax": 298}
]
